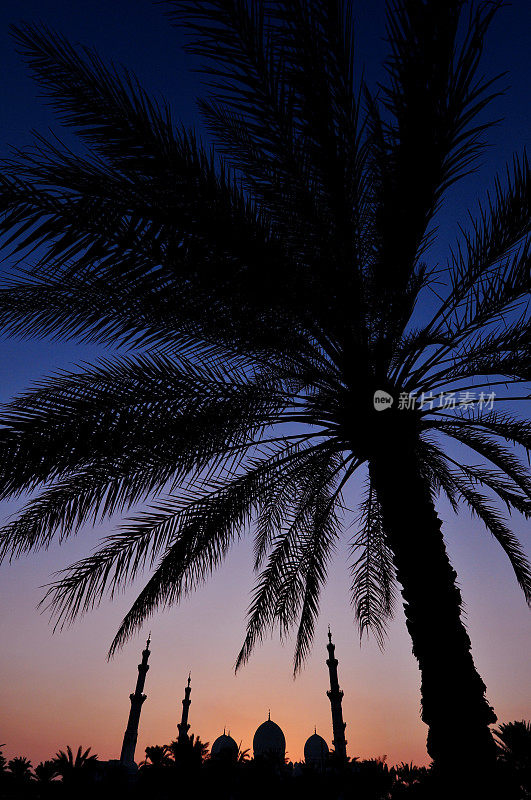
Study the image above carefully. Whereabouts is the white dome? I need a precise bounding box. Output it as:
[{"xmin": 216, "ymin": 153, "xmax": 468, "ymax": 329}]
[
  {"xmin": 304, "ymin": 732, "xmax": 329, "ymax": 764},
  {"xmin": 253, "ymin": 718, "xmax": 286, "ymax": 760},
  {"xmin": 211, "ymin": 733, "xmax": 238, "ymax": 760}
]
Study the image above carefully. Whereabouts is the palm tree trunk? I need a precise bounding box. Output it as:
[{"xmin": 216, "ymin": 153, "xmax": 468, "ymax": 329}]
[{"xmin": 369, "ymin": 447, "xmax": 499, "ymax": 793}]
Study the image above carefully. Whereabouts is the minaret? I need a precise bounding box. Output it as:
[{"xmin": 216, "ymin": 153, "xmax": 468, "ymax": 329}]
[
  {"xmin": 120, "ymin": 635, "xmax": 151, "ymax": 767},
  {"xmin": 326, "ymin": 627, "xmax": 347, "ymax": 763},
  {"xmin": 177, "ymin": 673, "xmax": 192, "ymax": 743}
]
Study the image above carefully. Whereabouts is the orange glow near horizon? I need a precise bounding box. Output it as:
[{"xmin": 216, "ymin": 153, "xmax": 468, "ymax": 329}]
[{"xmin": 1, "ymin": 510, "xmax": 529, "ymax": 769}]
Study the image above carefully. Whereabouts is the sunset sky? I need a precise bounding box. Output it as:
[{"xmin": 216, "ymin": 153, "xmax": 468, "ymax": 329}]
[{"xmin": 0, "ymin": 0, "xmax": 529, "ymax": 768}]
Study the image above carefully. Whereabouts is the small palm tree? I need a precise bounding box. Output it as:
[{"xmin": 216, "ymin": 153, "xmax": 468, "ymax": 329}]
[
  {"xmin": 0, "ymin": 1, "xmax": 529, "ymax": 792},
  {"xmin": 52, "ymin": 745, "xmax": 98, "ymax": 780},
  {"xmin": 8, "ymin": 756, "xmax": 33, "ymax": 783},
  {"xmin": 190, "ymin": 735, "xmax": 210, "ymax": 765},
  {"xmin": 356, "ymin": 757, "xmax": 394, "ymax": 796},
  {"xmin": 141, "ymin": 744, "xmax": 172, "ymax": 768},
  {"xmin": 494, "ymin": 720, "xmax": 531, "ymax": 774},
  {"xmin": 237, "ymin": 745, "xmax": 251, "ymax": 764},
  {"xmin": 169, "ymin": 735, "xmax": 210, "ymax": 767},
  {"xmin": 494, "ymin": 720, "xmax": 531, "ymax": 798},
  {"xmin": 392, "ymin": 761, "xmax": 429, "ymax": 786},
  {"xmin": 33, "ymin": 760, "xmax": 59, "ymax": 783}
]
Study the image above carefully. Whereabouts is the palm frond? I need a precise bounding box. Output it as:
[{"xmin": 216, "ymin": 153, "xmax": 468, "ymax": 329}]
[
  {"xmin": 236, "ymin": 449, "xmax": 350, "ymax": 671},
  {"xmin": 11, "ymin": 22, "xmax": 177, "ymax": 169},
  {"xmin": 0, "ymin": 469, "xmax": 153, "ymax": 563},
  {"xmin": 365, "ymin": 0, "xmax": 503, "ymax": 347},
  {"xmin": 1, "ymin": 25, "xmax": 316, "ymax": 351},
  {"xmin": 0, "ymin": 351, "xmax": 286, "ymax": 501},
  {"xmin": 430, "ymin": 152, "xmax": 530, "ymax": 335},
  {"xmin": 450, "ymin": 478, "xmax": 531, "ymax": 604},
  {"xmin": 40, "ymin": 442, "xmax": 320, "ymax": 636},
  {"xmin": 382, "ymin": 0, "xmax": 503, "ymax": 195},
  {"xmin": 350, "ymin": 483, "xmax": 396, "ymax": 647},
  {"xmin": 292, "ymin": 479, "xmax": 344, "ymax": 673},
  {"xmin": 433, "ymin": 421, "xmax": 531, "ymax": 499},
  {"xmin": 167, "ymin": 1, "xmax": 328, "ymax": 233},
  {"xmin": 252, "ymin": 445, "xmax": 340, "ymax": 569},
  {"xmin": 417, "ymin": 437, "xmax": 531, "ymax": 603},
  {"xmin": 0, "ymin": 137, "xmax": 303, "ymax": 353},
  {"xmin": 167, "ymin": 0, "xmax": 368, "ymax": 346},
  {"xmin": 108, "ymin": 447, "xmax": 336, "ymax": 655}
]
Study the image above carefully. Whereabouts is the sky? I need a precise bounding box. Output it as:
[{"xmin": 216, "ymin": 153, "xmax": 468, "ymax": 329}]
[{"xmin": 0, "ymin": 0, "xmax": 530, "ymax": 768}]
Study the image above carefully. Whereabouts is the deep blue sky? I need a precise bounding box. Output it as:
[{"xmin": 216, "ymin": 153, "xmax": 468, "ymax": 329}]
[{"xmin": 0, "ymin": 0, "xmax": 529, "ymax": 394}]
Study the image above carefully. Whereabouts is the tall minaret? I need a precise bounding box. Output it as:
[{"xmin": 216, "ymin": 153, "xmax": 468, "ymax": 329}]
[
  {"xmin": 326, "ymin": 627, "xmax": 347, "ymax": 763},
  {"xmin": 177, "ymin": 673, "xmax": 192, "ymax": 744},
  {"xmin": 120, "ymin": 636, "xmax": 151, "ymax": 767}
]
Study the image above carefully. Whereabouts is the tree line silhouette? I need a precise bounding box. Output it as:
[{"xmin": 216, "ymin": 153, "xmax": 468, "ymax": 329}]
[{"xmin": 0, "ymin": 720, "xmax": 529, "ymax": 799}]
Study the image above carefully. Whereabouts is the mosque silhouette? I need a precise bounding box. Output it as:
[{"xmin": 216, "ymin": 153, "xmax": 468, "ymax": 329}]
[{"xmin": 119, "ymin": 628, "xmax": 348, "ymax": 769}]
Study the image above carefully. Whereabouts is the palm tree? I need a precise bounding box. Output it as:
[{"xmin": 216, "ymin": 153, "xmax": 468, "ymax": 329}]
[
  {"xmin": 392, "ymin": 761, "xmax": 429, "ymax": 787},
  {"xmin": 141, "ymin": 745, "xmax": 172, "ymax": 768},
  {"xmin": 33, "ymin": 760, "xmax": 59, "ymax": 783},
  {"xmin": 190, "ymin": 735, "xmax": 210, "ymax": 766},
  {"xmin": 0, "ymin": 0, "xmax": 529, "ymax": 790},
  {"xmin": 169, "ymin": 735, "xmax": 210, "ymax": 767},
  {"xmin": 355, "ymin": 757, "xmax": 395, "ymax": 797},
  {"xmin": 494, "ymin": 720, "xmax": 531, "ymax": 790},
  {"xmin": 237, "ymin": 745, "xmax": 251, "ymax": 764},
  {"xmin": 8, "ymin": 756, "xmax": 33, "ymax": 783},
  {"xmin": 52, "ymin": 745, "xmax": 98, "ymax": 780}
]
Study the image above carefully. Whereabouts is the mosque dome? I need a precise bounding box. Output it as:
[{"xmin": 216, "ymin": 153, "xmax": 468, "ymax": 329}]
[
  {"xmin": 211, "ymin": 732, "xmax": 238, "ymax": 761},
  {"xmin": 253, "ymin": 716, "xmax": 286, "ymax": 760},
  {"xmin": 304, "ymin": 732, "xmax": 329, "ymax": 765}
]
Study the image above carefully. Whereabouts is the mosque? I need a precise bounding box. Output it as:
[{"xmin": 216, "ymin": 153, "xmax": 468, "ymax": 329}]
[{"xmin": 119, "ymin": 627, "xmax": 348, "ymax": 769}]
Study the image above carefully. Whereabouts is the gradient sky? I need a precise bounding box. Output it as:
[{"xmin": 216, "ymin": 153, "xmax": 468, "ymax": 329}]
[{"xmin": 0, "ymin": 0, "xmax": 529, "ymax": 768}]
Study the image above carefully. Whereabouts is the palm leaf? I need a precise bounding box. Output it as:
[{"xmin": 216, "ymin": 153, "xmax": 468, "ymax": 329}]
[{"xmin": 350, "ymin": 483, "xmax": 396, "ymax": 647}]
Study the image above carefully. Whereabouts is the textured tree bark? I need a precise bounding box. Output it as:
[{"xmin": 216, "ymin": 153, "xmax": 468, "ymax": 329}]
[{"xmin": 369, "ymin": 447, "xmax": 499, "ymax": 795}]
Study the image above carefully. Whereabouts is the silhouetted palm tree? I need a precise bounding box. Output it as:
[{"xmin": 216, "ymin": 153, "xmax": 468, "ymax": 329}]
[
  {"xmin": 141, "ymin": 745, "xmax": 172, "ymax": 768},
  {"xmin": 33, "ymin": 760, "xmax": 59, "ymax": 783},
  {"xmin": 237, "ymin": 745, "xmax": 251, "ymax": 764},
  {"xmin": 494, "ymin": 720, "xmax": 531, "ymax": 762},
  {"xmin": 356, "ymin": 757, "xmax": 395, "ymax": 797},
  {"xmin": 52, "ymin": 745, "xmax": 98, "ymax": 781},
  {"xmin": 494, "ymin": 719, "xmax": 531, "ymax": 793},
  {"xmin": 0, "ymin": 0, "xmax": 529, "ymax": 789},
  {"xmin": 190, "ymin": 735, "xmax": 210, "ymax": 765},
  {"xmin": 169, "ymin": 734, "xmax": 210, "ymax": 767},
  {"xmin": 8, "ymin": 756, "xmax": 33, "ymax": 783},
  {"xmin": 392, "ymin": 761, "xmax": 429, "ymax": 787},
  {"xmin": 167, "ymin": 739, "xmax": 183, "ymax": 764}
]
